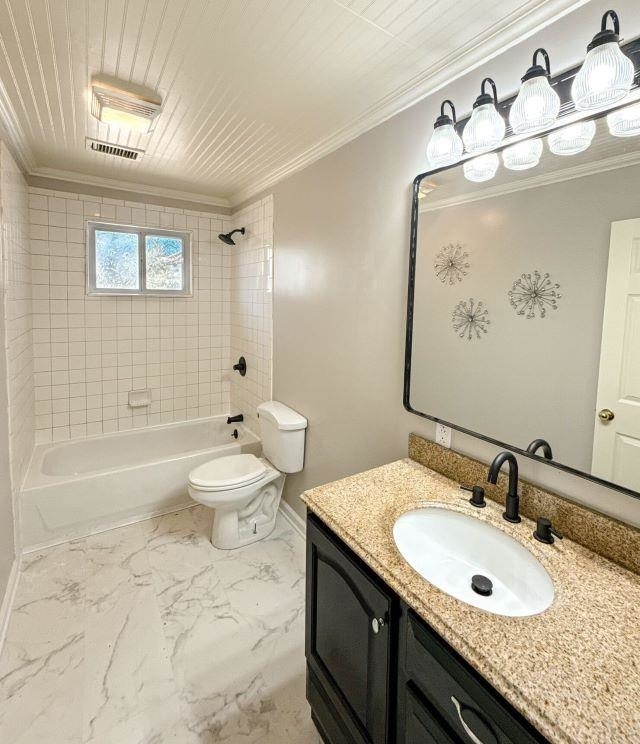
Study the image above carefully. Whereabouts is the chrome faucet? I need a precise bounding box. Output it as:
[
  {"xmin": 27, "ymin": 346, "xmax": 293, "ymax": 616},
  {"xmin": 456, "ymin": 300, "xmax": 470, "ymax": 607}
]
[{"xmin": 487, "ymin": 451, "xmax": 521, "ymax": 523}]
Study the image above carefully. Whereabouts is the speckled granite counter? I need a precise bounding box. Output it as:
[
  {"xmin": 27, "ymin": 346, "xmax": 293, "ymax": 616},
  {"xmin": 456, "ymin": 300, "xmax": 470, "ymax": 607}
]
[{"xmin": 302, "ymin": 458, "xmax": 640, "ymax": 744}]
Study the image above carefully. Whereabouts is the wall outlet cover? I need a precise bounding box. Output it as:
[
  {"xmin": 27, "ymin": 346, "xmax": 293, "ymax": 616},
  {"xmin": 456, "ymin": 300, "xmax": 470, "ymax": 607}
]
[{"xmin": 435, "ymin": 423, "xmax": 452, "ymax": 448}]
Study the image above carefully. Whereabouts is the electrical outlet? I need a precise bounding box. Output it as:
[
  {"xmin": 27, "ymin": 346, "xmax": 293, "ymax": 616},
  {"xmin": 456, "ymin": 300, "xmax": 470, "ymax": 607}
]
[{"xmin": 435, "ymin": 423, "xmax": 451, "ymax": 448}]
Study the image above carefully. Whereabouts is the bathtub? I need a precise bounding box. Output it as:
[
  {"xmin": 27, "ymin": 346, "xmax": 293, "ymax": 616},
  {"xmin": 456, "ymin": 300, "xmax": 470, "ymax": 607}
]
[{"xmin": 21, "ymin": 416, "xmax": 261, "ymax": 550}]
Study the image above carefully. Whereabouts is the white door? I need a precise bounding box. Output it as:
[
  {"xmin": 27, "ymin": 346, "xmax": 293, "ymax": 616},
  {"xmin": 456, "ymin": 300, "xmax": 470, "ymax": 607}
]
[{"xmin": 592, "ymin": 218, "xmax": 640, "ymax": 492}]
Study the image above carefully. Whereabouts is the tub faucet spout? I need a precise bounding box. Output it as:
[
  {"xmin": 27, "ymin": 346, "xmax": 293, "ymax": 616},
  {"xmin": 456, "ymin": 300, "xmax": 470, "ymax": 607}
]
[{"xmin": 227, "ymin": 414, "xmax": 244, "ymax": 424}]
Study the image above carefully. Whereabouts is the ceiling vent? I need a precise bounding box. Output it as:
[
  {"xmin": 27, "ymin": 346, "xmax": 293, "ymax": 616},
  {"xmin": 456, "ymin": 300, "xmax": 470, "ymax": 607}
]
[{"xmin": 85, "ymin": 137, "xmax": 144, "ymax": 161}]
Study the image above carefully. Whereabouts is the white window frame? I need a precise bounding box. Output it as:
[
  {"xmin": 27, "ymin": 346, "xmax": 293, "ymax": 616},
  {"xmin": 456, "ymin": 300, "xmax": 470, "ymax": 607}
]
[{"xmin": 87, "ymin": 221, "xmax": 192, "ymax": 296}]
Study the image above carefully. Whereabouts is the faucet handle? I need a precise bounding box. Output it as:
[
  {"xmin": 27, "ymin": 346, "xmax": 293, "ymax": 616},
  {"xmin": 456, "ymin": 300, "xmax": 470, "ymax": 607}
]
[
  {"xmin": 460, "ymin": 485, "xmax": 486, "ymax": 508},
  {"xmin": 533, "ymin": 517, "xmax": 563, "ymax": 544}
]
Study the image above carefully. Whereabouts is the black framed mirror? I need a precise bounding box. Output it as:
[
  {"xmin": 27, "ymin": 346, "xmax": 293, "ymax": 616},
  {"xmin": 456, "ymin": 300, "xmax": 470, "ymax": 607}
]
[{"xmin": 404, "ymin": 35, "xmax": 640, "ymax": 500}]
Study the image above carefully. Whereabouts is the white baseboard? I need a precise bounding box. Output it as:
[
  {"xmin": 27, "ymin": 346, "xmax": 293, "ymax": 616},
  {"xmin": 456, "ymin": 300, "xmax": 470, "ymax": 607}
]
[
  {"xmin": 0, "ymin": 556, "xmax": 21, "ymax": 656},
  {"xmin": 279, "ymin": 499, "xmax": 306, "ymax": 539}
]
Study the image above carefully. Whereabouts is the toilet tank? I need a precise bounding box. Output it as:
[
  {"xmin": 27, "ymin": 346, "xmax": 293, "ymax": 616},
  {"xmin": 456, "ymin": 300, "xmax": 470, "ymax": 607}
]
[{"xmin": 257, "ymin": 401, "xmax": 307, "ymax": 473}]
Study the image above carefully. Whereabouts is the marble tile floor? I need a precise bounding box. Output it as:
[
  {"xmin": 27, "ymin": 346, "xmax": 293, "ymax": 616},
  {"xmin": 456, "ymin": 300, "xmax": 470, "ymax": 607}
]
[{"xmin": 0, "ymin": 506, "xmax": 320, "ymax": 744}]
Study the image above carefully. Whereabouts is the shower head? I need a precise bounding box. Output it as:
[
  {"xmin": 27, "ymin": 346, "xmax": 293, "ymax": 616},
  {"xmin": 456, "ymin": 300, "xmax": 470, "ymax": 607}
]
[{"xmin": 218, "ymin": 227, "xmax": 245, "ymax": 245}]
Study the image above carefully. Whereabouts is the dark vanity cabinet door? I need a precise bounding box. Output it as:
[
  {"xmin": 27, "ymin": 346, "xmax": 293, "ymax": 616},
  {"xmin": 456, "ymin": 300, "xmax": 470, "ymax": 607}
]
[{"xmin": 306, "ymin": 514, "xmax": 397, "ymax": 744}]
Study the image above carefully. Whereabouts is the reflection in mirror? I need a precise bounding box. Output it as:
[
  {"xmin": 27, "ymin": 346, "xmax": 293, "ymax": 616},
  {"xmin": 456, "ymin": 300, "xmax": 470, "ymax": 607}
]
[{"xmin": 409, "ymin": 114, "xmax": 640, "ymax": 496}]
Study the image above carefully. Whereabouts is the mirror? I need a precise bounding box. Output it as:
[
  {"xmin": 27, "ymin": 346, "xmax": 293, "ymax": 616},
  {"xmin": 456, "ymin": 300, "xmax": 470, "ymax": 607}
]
[{"xmin": 406, "ymin": 101, "xmax": 640, "ymax": 498}]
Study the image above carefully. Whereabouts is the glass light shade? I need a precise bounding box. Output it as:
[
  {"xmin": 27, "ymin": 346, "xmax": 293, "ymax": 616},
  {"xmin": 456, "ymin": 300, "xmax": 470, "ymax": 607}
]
[
  {"xmin": 463, "ymin": 153, "xmax": 499, "ymax": 182},
  {"xmin": 426, "ymin": 123, "xmax": 464, "ymax": 168},
  {"xmin": 502, "ymin": 138, "xmax": 543, "ymax": 171},
  {"xmin": 571, "ymin": 42, "xmax": 634, "ymax": 110},
  {"xmin": 607, "ymin": 102, "xmax": 640, "ymax": 137},
  {"xmin": 547, "ymin": 120, "xmax": 596, "ymax": 156},
  {"xmin": 462, "ymin": 103, "xmax": 505, "ymax": 154},
  {"xmin": 509, "ymin": 77, "xmax": 560, "ymax": 134}
]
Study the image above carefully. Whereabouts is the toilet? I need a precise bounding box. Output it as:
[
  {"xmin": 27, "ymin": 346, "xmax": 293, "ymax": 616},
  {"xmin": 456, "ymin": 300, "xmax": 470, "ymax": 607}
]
[{"xmin": 188, "ymin": 401, "xmax": 307, "ymax": 549}]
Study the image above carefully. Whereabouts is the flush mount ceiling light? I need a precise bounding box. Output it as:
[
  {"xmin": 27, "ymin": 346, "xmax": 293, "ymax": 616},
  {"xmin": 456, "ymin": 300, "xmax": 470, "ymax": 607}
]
[
  {"xmin": 463, "ymin": 152, "xmax": 499, "ymax": 182},
  {"xmin": 547, "ymin": 120, "xmax": 597, "ymax": 156},
  {"xmin": 426, "ymin": 100, "xmax": 464, "ymax": 168},
  {"xmin": 607, "ymin": 101, "xmax": 640, "ymax": 137},
  {"xmin": 91, "ymin": 79, "xmax": 162, "ymax": 133},
  {"xmin": 571, "ymin": 10, "xmax": 634, "ymax": 111},
  {"xmin": 462, "ymin": 78, "xmax": 505, "ymax": 154},
  {"xmin": 510, "ymin": 49, "xmax": 560, "ymax": 134},
  {"xmin": 502, "ymin": 138, "xmax": 543, "ymax": 170}
]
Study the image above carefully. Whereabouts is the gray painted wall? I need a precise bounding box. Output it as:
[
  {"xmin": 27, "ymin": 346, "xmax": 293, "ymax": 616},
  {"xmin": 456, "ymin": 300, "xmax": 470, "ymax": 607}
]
[{"xmin": 269, "ymin": 0, "xmax": 640, "ymax": 527}]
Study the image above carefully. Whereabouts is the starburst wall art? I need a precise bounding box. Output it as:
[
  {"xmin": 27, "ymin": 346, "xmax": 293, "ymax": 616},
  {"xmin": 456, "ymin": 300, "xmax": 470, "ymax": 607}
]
[
  {"xmin": 452, "ymin": 298, "xmax": 491, "ymax": 341},
  {"xmin": 434, "ymin": 243, "xmax": 470, "ymax": 285},
  {"xmin": 508, "ymin": 271, "xmax": 561, "ymax": 319}
]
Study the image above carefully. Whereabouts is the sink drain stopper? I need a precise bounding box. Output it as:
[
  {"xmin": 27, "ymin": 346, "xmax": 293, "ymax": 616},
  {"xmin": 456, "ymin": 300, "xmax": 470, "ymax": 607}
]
[{"xmin": 471, "ymin": 574, "xmax": 493, "ymax": 596}]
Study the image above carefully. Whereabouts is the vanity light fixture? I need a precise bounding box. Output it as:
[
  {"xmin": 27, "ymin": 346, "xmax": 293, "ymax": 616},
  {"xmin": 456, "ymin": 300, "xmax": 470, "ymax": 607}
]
[
  {"xmin": 547, "ymin": 119, "xmax": 596, "ymax": 155},
  {"xmin": 91, "ymin": 79, "xmax": 162, "ymax": 133},
  {"xmin": 426, "ymin": 100, "xmax": 464, "ymax": 168},
  {"xmin": 502, "ymin": 138, "xmax": 543, "ymax": 170},
  {"xmin": 463, "ymin": 152, "xmax": 499, "ymax": 182},
  {"xmin": 571, "ymin": 10, "xmax": 634, "ymax": 111},
  {"xmin": 462, "ymin": 78, "xmax": 505, "ymax": 154},
  {"xmin": 606, "ymin": 101, "xmax": 640, "ymax": 137},
  {"xmin": 510, "ymin": 49, "xmax": 560, "ymax": 134}
]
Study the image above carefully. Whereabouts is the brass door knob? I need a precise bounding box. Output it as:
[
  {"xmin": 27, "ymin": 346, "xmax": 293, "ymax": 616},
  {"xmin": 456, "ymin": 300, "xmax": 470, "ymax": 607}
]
[{"xmin": 598, "ymin": 408, "xmax": 615, "ymax": 422}]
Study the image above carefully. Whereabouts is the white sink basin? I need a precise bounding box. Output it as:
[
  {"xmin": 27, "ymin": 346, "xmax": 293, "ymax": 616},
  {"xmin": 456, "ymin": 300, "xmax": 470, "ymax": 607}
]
[{"xmin": 393, "ymin": 508, "xmax": 554, "ymax": 617}]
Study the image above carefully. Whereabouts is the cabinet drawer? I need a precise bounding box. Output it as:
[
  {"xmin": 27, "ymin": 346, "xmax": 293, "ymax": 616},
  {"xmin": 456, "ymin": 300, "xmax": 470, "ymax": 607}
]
[{"xmin": 405, "ymin": 612, "xmax": 546, "ymax": 744}]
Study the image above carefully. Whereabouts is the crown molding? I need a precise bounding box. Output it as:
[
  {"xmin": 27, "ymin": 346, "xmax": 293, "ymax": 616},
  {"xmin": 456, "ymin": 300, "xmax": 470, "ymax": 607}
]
[
  {"xmin": 229, "ymin": 0, "xmax": 589, "ymax": 205},
  {"xmin": 419, "ymin": 150, "xmax": 640, "ymax": 213},
  {"xmin": 27, "ymin": 167, "xmax": 231, "ymax": 212}
]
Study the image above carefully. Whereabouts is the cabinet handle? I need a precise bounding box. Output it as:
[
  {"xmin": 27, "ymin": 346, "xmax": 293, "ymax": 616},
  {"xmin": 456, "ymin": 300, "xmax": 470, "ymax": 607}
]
[
  {"xmin": 451, "ymin": 696, "xmax": 485, "ymax": 744},
  {"xmin": 371, "ymin": 617, "xmax": 385, "ymax": 634}
]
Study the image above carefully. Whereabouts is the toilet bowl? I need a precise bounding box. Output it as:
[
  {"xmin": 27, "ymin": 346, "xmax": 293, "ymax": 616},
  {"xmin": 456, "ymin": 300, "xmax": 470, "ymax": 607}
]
[
  {"xmin": 187, "ymin": 401, "xmax": 307, "ymax": 549},
  {"xmin": 188, "ymin": 454, "xmax": 285, "ymax": 549}
]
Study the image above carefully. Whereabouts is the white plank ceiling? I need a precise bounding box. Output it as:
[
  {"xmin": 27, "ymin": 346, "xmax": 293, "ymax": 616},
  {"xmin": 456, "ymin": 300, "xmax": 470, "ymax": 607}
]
[{"xmin": 0, "ymin": 0, "xmax": 583, "ymax": 206}]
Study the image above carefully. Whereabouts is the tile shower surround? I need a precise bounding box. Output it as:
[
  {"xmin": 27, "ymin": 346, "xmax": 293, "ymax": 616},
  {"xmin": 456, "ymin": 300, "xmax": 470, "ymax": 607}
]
[
  {"xmin": 28, "ymin": 188, "xmax": 273, "ymax": 443},
  {"xmin": 230, "ymin": 196, "xmax": 273, "ymax": 434},
  {"xmin": 1, "ymin": 144, "xmax": 34, "ymax": 553}
]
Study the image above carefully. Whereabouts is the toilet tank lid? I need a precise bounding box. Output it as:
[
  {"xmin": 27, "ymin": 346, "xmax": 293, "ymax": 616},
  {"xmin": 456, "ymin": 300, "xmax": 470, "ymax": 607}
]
[{"xmin": 257, "ymin": 401, "xmax": 307, "ymax": 431}]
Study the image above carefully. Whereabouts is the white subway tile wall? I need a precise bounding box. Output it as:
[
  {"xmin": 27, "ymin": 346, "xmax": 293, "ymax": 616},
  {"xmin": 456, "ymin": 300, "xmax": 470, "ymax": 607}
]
[
  {"xmin": 230, "ymin": 196, "xmax": 273, "ymax": 435},
  {"xmin": 1, "ymin": 144, "xmax": 34, "ymax": 511},
  {"xmin": 29, "ymin": 188, "xmax": 238, "ymax": 443}
]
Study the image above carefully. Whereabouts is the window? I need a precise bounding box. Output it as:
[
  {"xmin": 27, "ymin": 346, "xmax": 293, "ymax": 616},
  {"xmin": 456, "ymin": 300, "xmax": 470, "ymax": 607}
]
[{"xmin": 87, "ymin": 222, "xmax": 191, "ymax": 296}]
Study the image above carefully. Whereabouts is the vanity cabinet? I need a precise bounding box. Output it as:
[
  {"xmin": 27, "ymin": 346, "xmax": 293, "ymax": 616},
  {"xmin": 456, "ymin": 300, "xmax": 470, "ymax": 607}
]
[
  {"xmin": 306, "ymin": 513, "xmax": 398, "ymax": 744},
  {"xmin": 306, "ymin": 514, "xmax": 547, "ymax": 744}
]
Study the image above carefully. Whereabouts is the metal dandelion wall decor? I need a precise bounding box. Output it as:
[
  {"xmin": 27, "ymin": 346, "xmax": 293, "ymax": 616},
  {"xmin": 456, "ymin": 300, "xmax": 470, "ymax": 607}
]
[
  {"xmin": 452, "ymin": 298, "xmax": 491, "ymax": 340},
  {"xmin": 434, "ymin": 243, "xmax": 470, "ymax": 284},
  {"xmin": 508, "ymin": 271, "xmax": 561, "ymax": 319}
]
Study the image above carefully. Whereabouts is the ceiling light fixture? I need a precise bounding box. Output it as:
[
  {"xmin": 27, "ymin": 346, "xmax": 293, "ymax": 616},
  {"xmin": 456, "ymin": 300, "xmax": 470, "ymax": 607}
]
[
  {"xmin": 463, "ymin": 153, "xmax": 499, "ymax": 182},
  {"xmin": 547, "ymin": 120, "xmax": 597, "ymax": 156},
  {"xmin": 462, "ymin": 78, "xmax": 505, "ymax": 154},
  {"xmin": 571, "ymin": 10, "xmax": 633, "ymax": 111},
  {"xmin": 426, "ymin": 100, "xmax": 464, "ymax": 169},
  {"xmin": 606, "ymin": 101, "xmax": 640, "ymax": 137},
  {"xmin": 510, "ymin": 49, "xmax": 560, "ymax": 134},
  {"xmin": 91, "ymin": 79, "xmax": 162, "ymax": 133},
  {"xmin": 502, "ymin": 138, "xmax": 543, "ymax": 170}
]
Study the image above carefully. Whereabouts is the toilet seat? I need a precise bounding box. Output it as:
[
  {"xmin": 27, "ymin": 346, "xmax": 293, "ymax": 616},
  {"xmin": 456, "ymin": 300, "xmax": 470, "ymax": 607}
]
[{"xmin": 189, "ymin": 453, "xmax": 267, "ymax": 492}]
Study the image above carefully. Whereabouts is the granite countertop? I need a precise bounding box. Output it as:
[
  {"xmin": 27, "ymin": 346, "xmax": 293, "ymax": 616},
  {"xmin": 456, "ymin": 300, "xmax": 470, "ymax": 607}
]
[{"xmin": 302, "ymin": 458, "xmax": 640, "ymax": 744}]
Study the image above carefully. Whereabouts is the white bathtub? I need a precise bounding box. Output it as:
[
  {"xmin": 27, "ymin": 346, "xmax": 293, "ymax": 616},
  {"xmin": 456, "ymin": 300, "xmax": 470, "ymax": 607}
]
[{"xmin": 21, "ymin": 416, "xmax": 261, "ymax": 550}]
